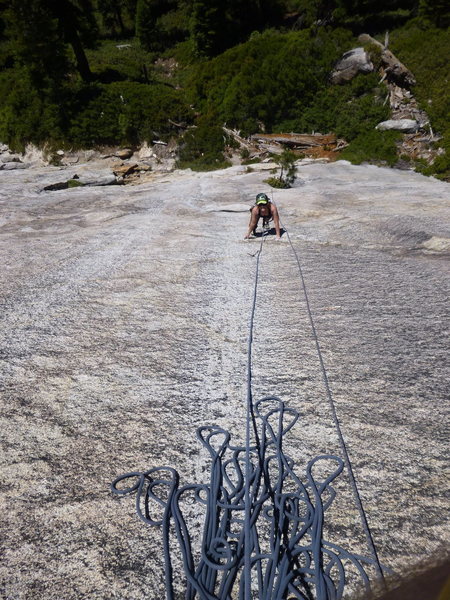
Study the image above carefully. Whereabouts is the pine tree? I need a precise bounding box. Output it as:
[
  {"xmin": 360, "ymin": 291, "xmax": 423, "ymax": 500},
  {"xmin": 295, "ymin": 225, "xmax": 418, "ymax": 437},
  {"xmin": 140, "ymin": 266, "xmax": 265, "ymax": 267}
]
[
  {"xmin": 136, "ymin": 0, "xmax": 178, "ymax": 51},
  {"xmin": 333, "ymin": 0, "xmax": 419, "ymax": 32},
  {"xmin": 96, "ymin": 0, "xmax": 138, "ymax": 37},
  {"xmin": 6, "ymin": 0, "xmax": 70, "ymax": 88},
  {"xmin": 418, "ymin": 0, "xmax": 450, "ymax": 27},
  {"xmin": 273, "ymin": 149, "xmax": 297, "ymax": 188},
  {"xmin": 48, "ymin": 0, "xmax": 98, "ymax": 81},
  {"xmin": 190, "ymin": 0, "xmax": 226, "ymax": 56},
  {"xmin": 7, "ymin": 0, "xmax": 98, "ymax": 83}
]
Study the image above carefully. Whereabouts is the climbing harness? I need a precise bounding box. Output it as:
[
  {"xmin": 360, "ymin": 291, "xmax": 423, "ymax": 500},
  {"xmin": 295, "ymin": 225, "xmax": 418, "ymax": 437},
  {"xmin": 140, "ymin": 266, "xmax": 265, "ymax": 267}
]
[{"xmin": 111, "ymin": 196, "xmax": 388, "ymax": 599}]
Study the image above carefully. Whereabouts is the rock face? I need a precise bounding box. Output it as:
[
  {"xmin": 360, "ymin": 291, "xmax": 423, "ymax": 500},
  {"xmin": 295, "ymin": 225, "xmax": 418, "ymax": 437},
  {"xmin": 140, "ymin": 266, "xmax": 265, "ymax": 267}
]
[
  {"xmin": 330, "ymin": 47, "xmax": 374, "ymax": 84},
  {"xmin": 41, "ymin": 170, "xmax": 121, "ymax": 191},
  {"xmin": 0, "ymin": 160, "xmax": 449, "ymax": 599},
  {"xmin": 376, "ymin": 119, "xmax": 420, "ymax": 133}
]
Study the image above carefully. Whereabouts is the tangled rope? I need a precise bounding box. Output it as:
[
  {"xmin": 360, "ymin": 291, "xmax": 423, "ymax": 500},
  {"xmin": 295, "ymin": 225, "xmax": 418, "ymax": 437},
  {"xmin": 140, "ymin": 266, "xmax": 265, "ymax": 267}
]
[
  {"xmin": 111, "ymin": 204, "xmax": 387, "ymax": 598},
  {"xmin": 112, "ymin": 397, "xmax": 379, "ymax": 600}
]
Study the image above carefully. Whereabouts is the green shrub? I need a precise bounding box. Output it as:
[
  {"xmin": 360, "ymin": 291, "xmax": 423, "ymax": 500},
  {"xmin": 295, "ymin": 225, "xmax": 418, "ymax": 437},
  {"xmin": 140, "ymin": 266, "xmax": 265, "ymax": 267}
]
[
  {"xmin": 85, "ymin": 40, "xmax": 157, "ymax": 83},
  {"xmin": 286, "ymin": 73, "xmax": 389, "ymax": 139},
  {"xmin": 340, "ymin": 129, "xmax": 400, "ymax": 166},
  {"xmin": 414, "ymin": 132, "xmax": 450, "ymax": 180},
  {"xmin": 104, "ymin": 81, "xmax": 192, "ymax": 143},
  {"xmin": 390, "ymin": 23, "xmax": 450, "ymax": 178},
  {"xmin": 186, "ymin": 28, "xmax": 354, "ymax": 133},
  {"xmin": 0, "ymin": 75, "xmax": 192, "ymax": 149},
  {"xmin": 176, "ymin": 118, "xmax": 231, "ymax": 171},
  {"xmin": 0, "ymin": 70, "xmax": 65, "ymax": 150},
  {"xmin": 242, "ymin": 157, "xmax": 261, "ymax": 165},
  {"xmin": 67, "ymin": 178, "xmax": 83, "ymax": 187},
  {"xmin": 264, "ymin": 176, "xmax": 291, "ymax": 189},
  {"xmin": 269, "ymin": 149, "xmax": 297, "ymax": 187},
  {"xmin": 65, "ymin": 84, "xmax": 121, "ymax": 146}
]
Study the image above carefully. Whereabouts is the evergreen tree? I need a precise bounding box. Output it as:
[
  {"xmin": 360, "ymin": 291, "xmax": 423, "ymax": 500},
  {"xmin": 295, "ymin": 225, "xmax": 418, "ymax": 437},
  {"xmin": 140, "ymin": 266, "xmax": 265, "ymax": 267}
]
[
  {"xmin": 190, "ymin": 0, "xmax": 283, "ymax": 57},
  {"xmin": 272, "ymin": 149, "xmax": 297, "ymax": 188},
  {"xmin": 96, "ymin": 0, "xmax": 137, "ymax": 37},
  {"xmin": 190, "ymin": 0, "xmax": 228, "ymax": 56},
  {"xmin": 333, "ymin": 0, "xmax": 419, "ymax": 32},
  {"xmin": 295, "ymin": 0, "xmax": 336, "ymax": 29},
  {"xmin": 136, "ymin": 0, "xmax": 178, "ymax": 51},
  {"xmin": 6, "ymin": 0, "xmax": 97, "ymax": 82},
  {"xmin": 418, "ymin": 0, "xmax": 450, "ymax": 27},
  {"xmin": 97, "ymin": 0, "xmax": 126, "ymax": 36},
  {"xmin": 0, "ymin": 0, "xmax": 8, "ymax": 41},
  {"xmin": 48, "ymin": 0, "xmax": 98, "ymax": 81},
  {"xmin": 6, "ymin": 0, "xmax": 70, "ymax": 88},
  {"xmin": 255, "ymin": 0, "xmax": 284, "ymax": 28}
]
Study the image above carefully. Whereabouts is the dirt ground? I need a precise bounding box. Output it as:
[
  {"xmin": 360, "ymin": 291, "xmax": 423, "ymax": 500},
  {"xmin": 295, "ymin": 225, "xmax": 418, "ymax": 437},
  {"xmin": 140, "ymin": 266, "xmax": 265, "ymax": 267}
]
[{"xmin": 1, "ymin": 160, "xmax": 449, "ymax": 599}]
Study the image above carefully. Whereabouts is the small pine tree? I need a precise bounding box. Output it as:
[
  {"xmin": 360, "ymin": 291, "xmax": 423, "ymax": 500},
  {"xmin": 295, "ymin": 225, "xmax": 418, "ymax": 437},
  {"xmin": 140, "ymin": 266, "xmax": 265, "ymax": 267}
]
[{"xmin": 273, "ymin": 149, "xmax": 297, "ymax": 188}]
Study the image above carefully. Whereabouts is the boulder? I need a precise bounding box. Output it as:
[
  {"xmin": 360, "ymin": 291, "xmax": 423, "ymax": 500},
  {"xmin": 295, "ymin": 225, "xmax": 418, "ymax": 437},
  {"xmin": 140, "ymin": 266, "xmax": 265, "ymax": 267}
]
[
  {"xmin": 42, "ymin": 173, "xmax": 120, "ymax": 191},
  {"xmin": 1, "ymin": 162, "xmax": 29, "ymax": 170},
  {"xmin": 1, "ymin": 155, "xmax": 22, "ymax": 163},
  {"xmin": 330, "ymin": 48, "xmax": 373, "ymax": 84},
  {"xmin": 376, "ymin": 119, "xmax": 420, "ymax": 133},
  {"xmin": 77, "ymin": 174, "xmax": 119, "ymax": 186},
  {"xmin": 113, "ymin": 148, "xmax": 134, "ymax": 160}
]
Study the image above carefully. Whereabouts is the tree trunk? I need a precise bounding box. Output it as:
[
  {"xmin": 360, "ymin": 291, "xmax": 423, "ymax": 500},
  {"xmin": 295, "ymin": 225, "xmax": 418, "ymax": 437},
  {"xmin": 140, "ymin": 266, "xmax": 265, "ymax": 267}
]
[
  {"xmin": 114, "ymin": 2, "xmax": 126, "ymax": 37},
  {"xmin": 66, "ymin": 26, "xmax": 92, "ymax": 82},
  {"xmin": 50, "ymin": 0, "xmax": 93, "ymax": 82}
]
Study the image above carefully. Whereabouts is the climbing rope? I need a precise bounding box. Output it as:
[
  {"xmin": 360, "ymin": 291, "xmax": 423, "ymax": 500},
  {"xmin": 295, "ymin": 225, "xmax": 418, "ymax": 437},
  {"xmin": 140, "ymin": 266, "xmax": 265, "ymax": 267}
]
[
  {"xmin": 111, "ymin": 200, "xmax": 388, "ymax": 599},
  {"xmin": 272, "ymin": 192, "xmax": 385, "ymax": 584}
]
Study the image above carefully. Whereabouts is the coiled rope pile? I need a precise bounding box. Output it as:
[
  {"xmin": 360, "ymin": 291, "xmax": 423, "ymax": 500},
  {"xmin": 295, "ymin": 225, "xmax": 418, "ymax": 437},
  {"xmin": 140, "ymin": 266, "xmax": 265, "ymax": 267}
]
[{"xmin": 111, "ymin": 199, "xmax": 387, "ymax": 599}]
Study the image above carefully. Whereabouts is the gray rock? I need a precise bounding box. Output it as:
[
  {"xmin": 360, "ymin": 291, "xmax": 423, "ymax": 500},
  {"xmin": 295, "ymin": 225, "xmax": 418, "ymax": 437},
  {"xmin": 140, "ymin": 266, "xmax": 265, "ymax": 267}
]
[
  {"xmin": 1, "ymin": 161, "xmax": 28, "ymax": 170},
  {"xmin": 1, "ymin": 155, "xmax": 22, "ymax": 163},
  {"xmin": 0, "ymin": 160, "xmax": 449, "ymax": 599},
  {"xmin": 330, "ymin": 47, "xmax": 373, "ymax": 84},
  {"xmin": 376, "ymin": 119, "xmax": 420, "ymax": 133},
  {"xmin": 42, "ymin": 172, "xmax": 119, "ymax": 191},
  {"xmin": 77, "ymin": 174, "xmax": 119, "ymax": 186}
]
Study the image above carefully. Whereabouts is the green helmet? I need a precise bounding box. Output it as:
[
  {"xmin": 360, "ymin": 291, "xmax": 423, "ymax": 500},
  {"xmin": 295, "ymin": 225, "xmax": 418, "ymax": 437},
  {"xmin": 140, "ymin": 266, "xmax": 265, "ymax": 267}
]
[{"xmin": 256, "ymin": 193, "xmax": 269, "ymax": 205}]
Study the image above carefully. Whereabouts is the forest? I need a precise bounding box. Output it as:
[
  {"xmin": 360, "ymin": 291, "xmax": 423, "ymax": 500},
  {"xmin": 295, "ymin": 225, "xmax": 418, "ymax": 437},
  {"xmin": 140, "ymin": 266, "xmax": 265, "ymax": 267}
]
[{"xmin": 0, "ymin": 0, "xmax": 448, "ymax": 177}]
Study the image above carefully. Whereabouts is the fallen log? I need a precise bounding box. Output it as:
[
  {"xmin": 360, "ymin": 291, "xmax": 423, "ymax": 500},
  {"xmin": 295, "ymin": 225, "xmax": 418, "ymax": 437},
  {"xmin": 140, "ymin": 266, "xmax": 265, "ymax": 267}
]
[
  {"xmin": 223, "ymin": 127, "xmax": 254, "ymax": 151},
  {"xmin": 358, "ymin": 34, "xmax": 416, "ymax": 87},
  {"xmin": 250, "ymin": 132, "xmax": 337, "ymax": 148}
]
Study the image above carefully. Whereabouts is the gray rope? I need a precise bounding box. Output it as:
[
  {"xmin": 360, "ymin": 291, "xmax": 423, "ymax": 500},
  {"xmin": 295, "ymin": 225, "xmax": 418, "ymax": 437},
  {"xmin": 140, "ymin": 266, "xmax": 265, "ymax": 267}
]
[
  {"xmin": 111, "ymin": 398, "xmax": 382, "ymax": 599},
  {"xmin": 244, "ymin": 225, "xmax": 267, "ymax": 599},
  {"xmin": 273, "ymin": 191, "xmax": 385, "ymax": 584},
  {"xmin": 110, "ymin": 205, "xmax": 390, "ymax": 598}
]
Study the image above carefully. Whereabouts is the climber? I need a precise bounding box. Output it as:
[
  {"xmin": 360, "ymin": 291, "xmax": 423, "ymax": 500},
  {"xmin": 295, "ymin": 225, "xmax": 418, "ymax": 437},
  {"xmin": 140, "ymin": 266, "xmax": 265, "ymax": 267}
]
[{"xmin": 244, "ymin": 193, "xmax": 281, "ymax": 239}]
